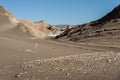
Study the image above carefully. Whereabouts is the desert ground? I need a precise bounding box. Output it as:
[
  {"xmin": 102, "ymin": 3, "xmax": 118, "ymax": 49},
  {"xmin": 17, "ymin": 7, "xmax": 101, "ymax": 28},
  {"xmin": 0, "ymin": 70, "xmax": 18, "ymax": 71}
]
[
  {"xmin": 0, "ymin": 31, "xmax": 120, "ymax": 80},
  {"xmin": 0, "ymin": 3, "xmax": 120, "ymax": 80}
]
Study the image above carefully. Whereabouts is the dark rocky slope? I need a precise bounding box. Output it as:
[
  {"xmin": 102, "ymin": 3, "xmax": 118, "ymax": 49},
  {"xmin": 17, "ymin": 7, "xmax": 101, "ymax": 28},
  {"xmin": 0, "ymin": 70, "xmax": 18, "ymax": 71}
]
[{"xmin": 55, "ymin": 5, "xmax": 120, "ymax": 41}]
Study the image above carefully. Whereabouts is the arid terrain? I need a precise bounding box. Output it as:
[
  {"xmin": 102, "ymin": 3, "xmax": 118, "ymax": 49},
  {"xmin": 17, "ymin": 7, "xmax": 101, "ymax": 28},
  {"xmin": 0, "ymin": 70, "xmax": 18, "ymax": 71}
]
[
  {"xmin": 0, "ymin": 5, "xmax": 120, "ymax": 80},
  {"xmin": 0, "ymin": 32, "xmax": 120, "ymax": 80}
]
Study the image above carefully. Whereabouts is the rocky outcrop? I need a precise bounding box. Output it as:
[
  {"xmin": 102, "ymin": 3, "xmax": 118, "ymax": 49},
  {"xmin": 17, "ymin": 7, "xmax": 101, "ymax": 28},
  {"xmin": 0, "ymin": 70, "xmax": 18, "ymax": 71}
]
[
  {"xmin": 55, "ymin": 5, "xmax": 120, "ymax": 41},
  {"xmin": 18, "ymin": 20, "xmax": 60, "ymax": 38},
  {"xmin": 0, "ymin": 5, "xmax": 60, "ymax": 38},
  {"xmin": 90, "ymin": 4, "xmax": 120, "ymax": 26}
]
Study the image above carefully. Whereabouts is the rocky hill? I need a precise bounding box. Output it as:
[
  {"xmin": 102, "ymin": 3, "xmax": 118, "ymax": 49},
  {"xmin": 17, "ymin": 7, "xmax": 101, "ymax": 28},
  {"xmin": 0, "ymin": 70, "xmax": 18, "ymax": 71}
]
[
  {"xmin": 0, "ymin": 6, "xmax": 18, "ymax": 32},
  {"xmin": 18, "ymin": 20, "xmax": 59, "ymax": 38},
  {"xmin": 0, "ymin": 5, "xmax": 60, "ymax": 38},
  {"xmin": 55, "ymin": 5, "xmax": 120, "ymax": 41}
]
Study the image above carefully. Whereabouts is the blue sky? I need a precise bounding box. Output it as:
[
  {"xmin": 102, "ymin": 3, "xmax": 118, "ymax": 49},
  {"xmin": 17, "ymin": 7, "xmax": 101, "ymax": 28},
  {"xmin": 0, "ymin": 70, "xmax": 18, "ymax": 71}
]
[{"xmin": 0, "ymin": 0, "xmax": 120, "ymax": 25}]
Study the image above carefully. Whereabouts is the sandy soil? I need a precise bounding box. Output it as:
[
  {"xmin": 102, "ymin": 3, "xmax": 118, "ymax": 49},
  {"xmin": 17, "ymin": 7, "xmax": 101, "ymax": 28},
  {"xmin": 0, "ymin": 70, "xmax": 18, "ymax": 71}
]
[
  {"xmin": 0, "ymin": 32, "xmax": 120, "ymax": 80},
  {"xmin": 20, "ymin": 52, "xmax": 120, "ymax": 80}
]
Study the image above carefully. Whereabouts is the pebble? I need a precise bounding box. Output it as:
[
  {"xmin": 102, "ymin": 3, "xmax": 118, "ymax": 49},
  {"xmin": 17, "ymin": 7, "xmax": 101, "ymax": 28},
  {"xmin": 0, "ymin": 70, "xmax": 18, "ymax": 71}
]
[
  {"xmin": 25, "ymin": 49, "xmax": 32, "ymax": 53},
  {"xmin": 106, "ymin": 59, "xmax": 111, "ymax": 63},
  {"xmin": 65, "ymin": 73, "xmax": 70, "ymax": 76},
  {"xmin": 114, "ymin": 58, "xmax": 117, "ymax": 60},
  {"xmin": 59, "ymin": 68, "xmax": 64, "ymax": 72},
  {"xmin": 15, "ymin": 74, "xmax": 21, "ymax": 78},
  {"xmin": 15, "ymin": 73, "xmax": 24, "ymax": 78}
]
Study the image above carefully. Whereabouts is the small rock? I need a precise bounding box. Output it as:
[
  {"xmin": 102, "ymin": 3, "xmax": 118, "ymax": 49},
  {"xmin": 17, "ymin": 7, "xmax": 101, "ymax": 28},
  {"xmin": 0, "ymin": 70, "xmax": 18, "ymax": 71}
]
[
  {"xmin": 59, "ymin": 68, "xmax": 64, "ymax": 72},
  {"xmin": 15, "ymin": 74, "xmax": 21, "ymax": 78},
  {"xmin": 83, "ymin": 71, "xmax": 87, "ymax": 74},
  {"xmin": 20, "ymin": 65, "xmax": 24, "ymax": 68},
  {"xmin": 106, "ymin": 59, "xmax": 111, "ymax": 63},
  {"xmin": 114, "ymin": 58, "xmax": 117, "ymax": 60},
  {"xmin": 24, "ymin": 71, "xmax": 28, "ymax": 74},
  {"xmin": 65, "ymin": 73, "xmax": 70, "ymax": 76},
  {"xmin": 25, "ymin": 49, "xmax": 32, "ymax": 53},
  {"xmin": 15, "ymin": 73, "xmax": 24, "ymax": 78}
]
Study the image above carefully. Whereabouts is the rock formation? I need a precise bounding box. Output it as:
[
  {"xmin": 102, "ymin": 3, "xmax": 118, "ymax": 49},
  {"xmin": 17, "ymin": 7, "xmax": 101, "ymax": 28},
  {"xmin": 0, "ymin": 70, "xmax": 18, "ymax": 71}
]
[
  {"xmin": 0, "ymin": 5, "xmax": 60, "ymax": 38},
  {"xmin": 55, "ymin": 5, "xmax": 120, "ymax": 41}
]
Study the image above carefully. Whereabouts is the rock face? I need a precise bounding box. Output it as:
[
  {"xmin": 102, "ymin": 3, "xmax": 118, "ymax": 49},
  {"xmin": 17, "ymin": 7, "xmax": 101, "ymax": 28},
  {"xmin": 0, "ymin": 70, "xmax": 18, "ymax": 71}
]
[
  {"xmin": 90, "ymin": 4, "xmax": 120, "ymax": 26},
  {"xmin": 55, "ymin": 5, "xmax": 120, "ymax": 41},
  {"xmin": 0, "ymin": 6, "xmax": 18, "ymax": 32},
  {"xmin": 0, "ymin": 5, "xmax": 60, "ymax": 38},
  {"xmin": 18, "ymin": 20, "xmax": 59, "ymax": 38}
]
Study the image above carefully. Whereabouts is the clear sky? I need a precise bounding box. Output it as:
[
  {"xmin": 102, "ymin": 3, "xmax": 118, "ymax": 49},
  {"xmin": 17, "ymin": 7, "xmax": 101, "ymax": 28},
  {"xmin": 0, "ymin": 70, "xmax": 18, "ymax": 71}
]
[{"xmin": 0, "ymin": 0, "xmax": 120, "ymax": 25}]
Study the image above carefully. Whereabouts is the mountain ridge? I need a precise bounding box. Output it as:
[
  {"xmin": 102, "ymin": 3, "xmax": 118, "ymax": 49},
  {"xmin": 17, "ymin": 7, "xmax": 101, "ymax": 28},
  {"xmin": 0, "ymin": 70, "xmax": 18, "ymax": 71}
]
[{"xmin": 55, "ymin": 5, "xmax": 120, "ymax": 41}]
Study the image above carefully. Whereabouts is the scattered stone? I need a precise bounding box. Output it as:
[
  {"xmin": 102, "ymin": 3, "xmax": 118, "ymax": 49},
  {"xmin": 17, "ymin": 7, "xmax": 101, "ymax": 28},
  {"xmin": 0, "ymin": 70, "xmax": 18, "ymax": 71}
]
[
  {"xmin": 24, "ymin": 71, "xmax": 28, "ymax": 74},
  {"xmin": 106, "ymin": 59, "xmax": 111, "ymax": 63},
  {"xmin": 15, "ymin": 73, "xmax": 24, "ymax": 78},
  {"xmin": 59, "ymin": 68, "xmax": 63, "ymax": 71},
  {"xmin": 83, "ymin": 71, "xmax": 87, "ymax": 74},
  {"xmin": 65, "ymin": 73, "xmax": 70, "ymax": 76},
  {"xmin": 25, "ymin": 49, "xmax": 32, "ymax": 53},
  {"xmin": 114, "ymin": 58, "xmax": 117, "ymax": 60},
  {"xmin": 15, "ymin": 74, "xmax": 21, "ymax": 78}
]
